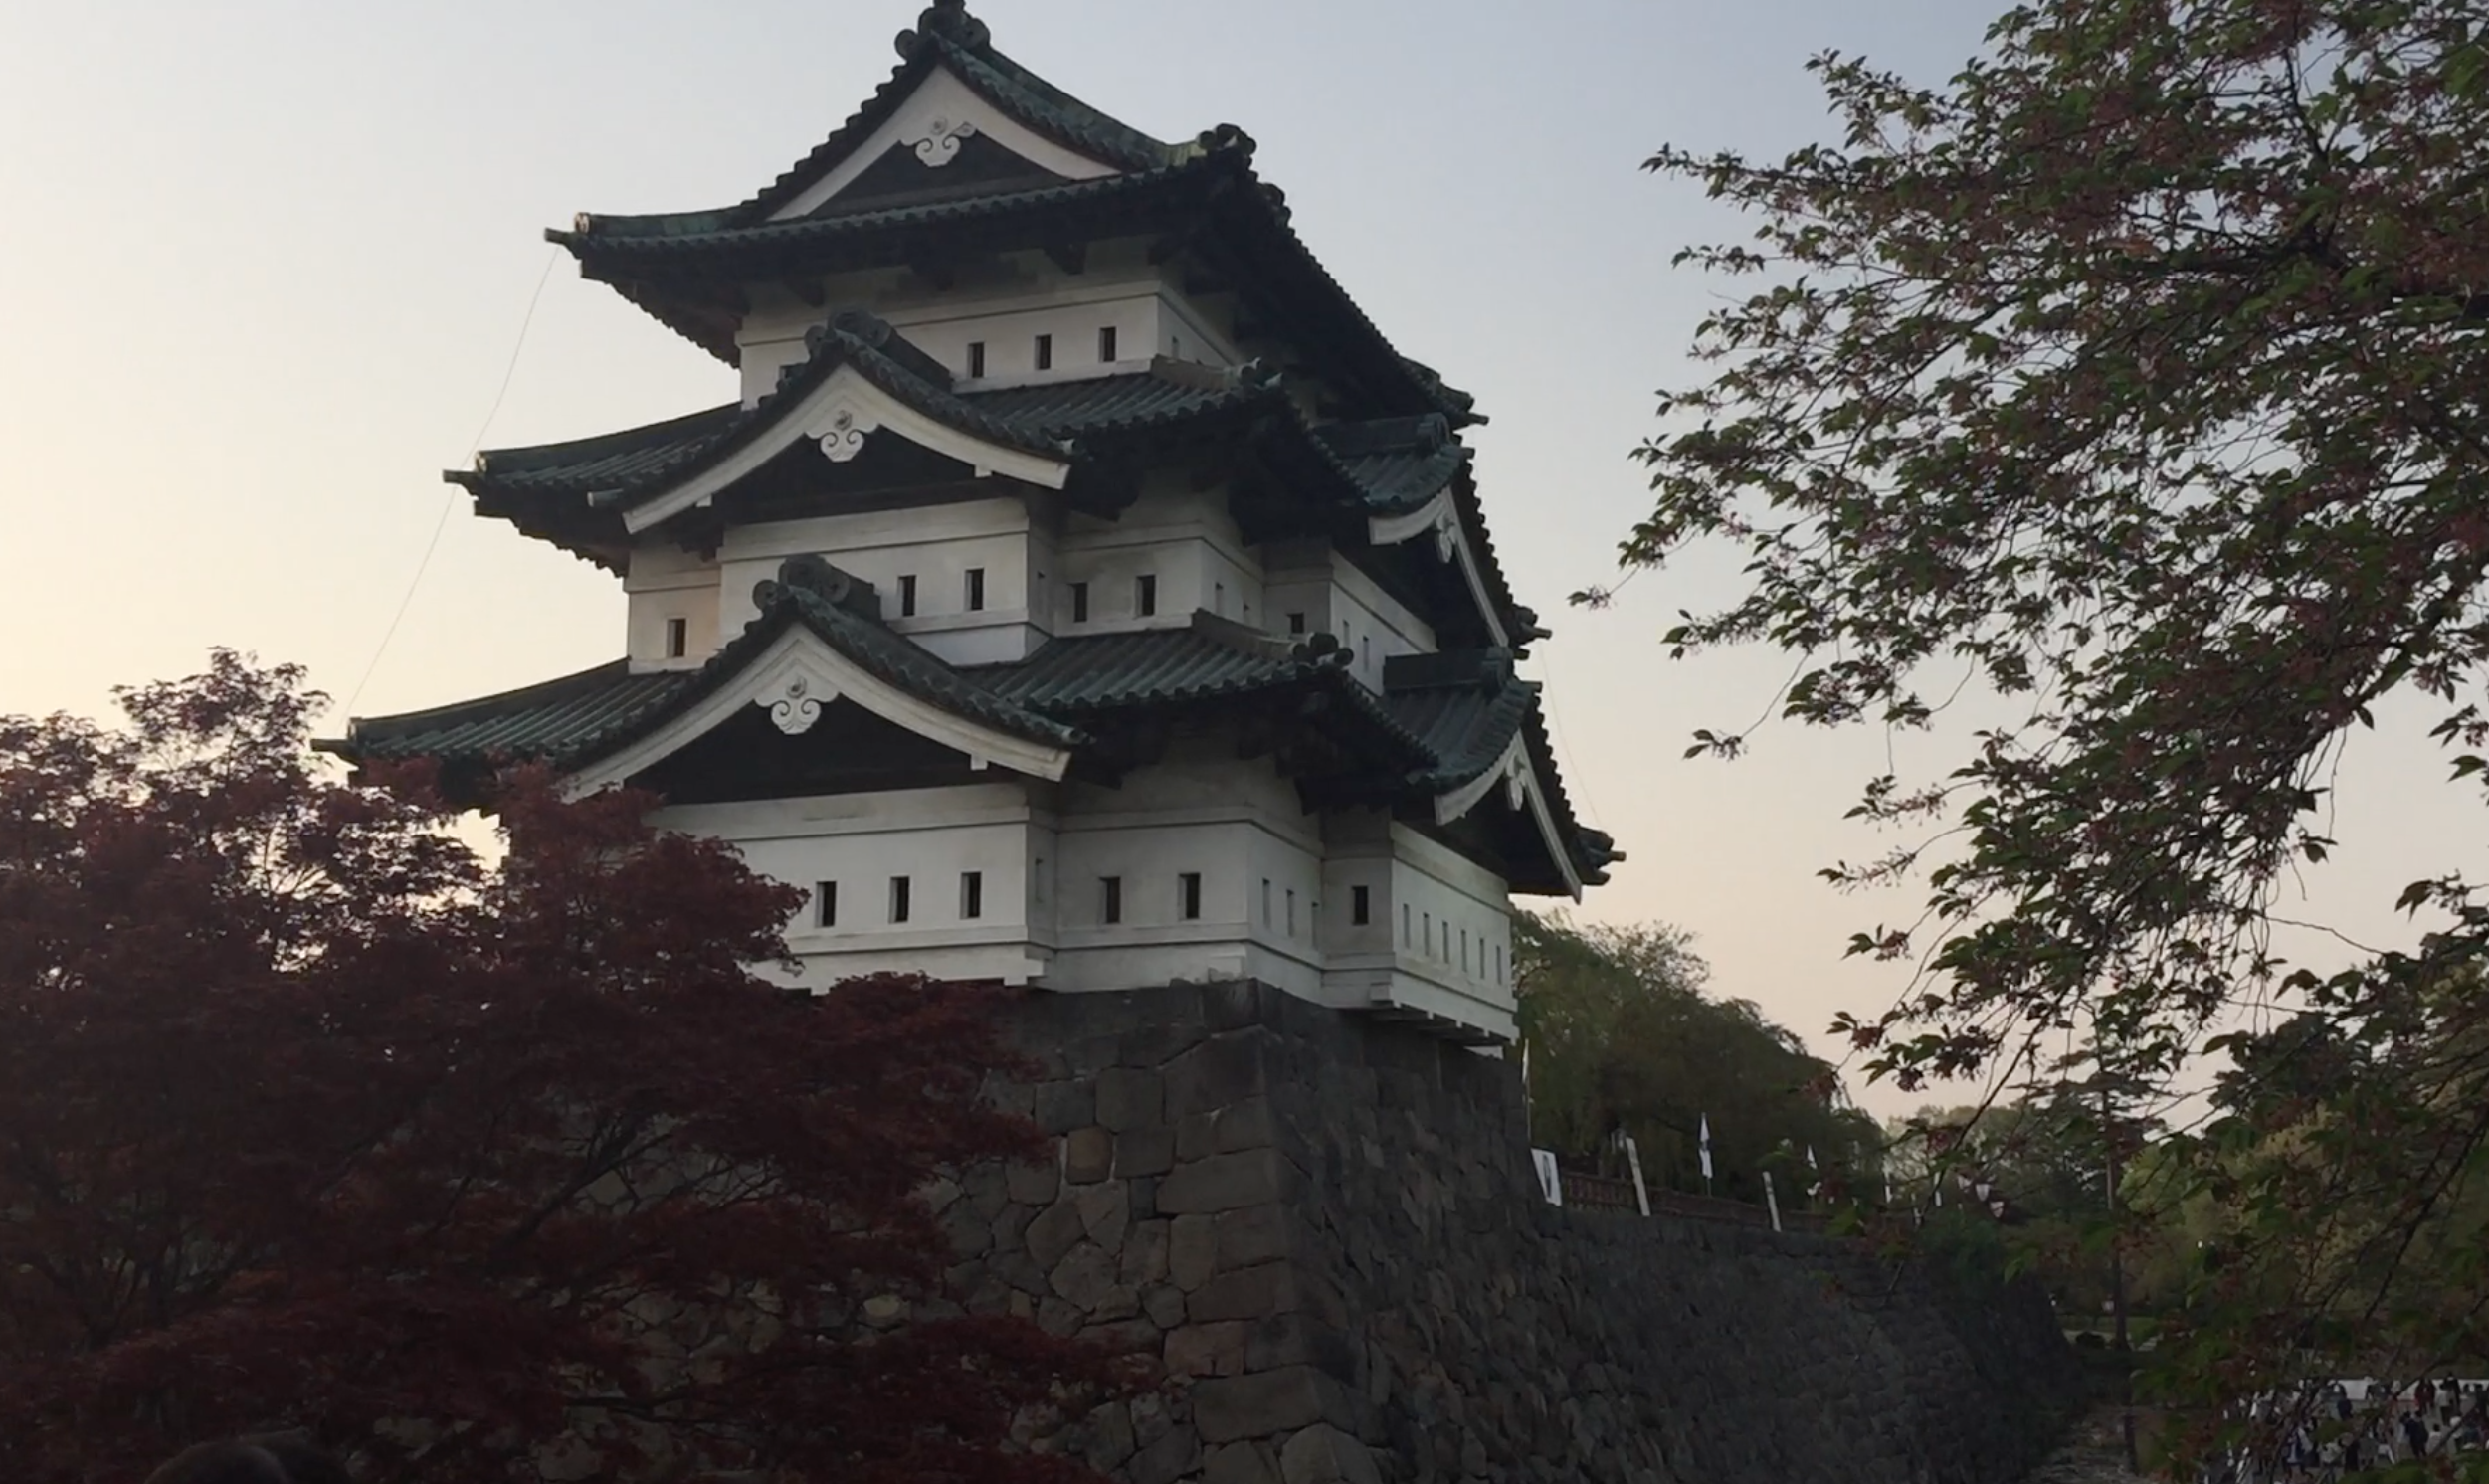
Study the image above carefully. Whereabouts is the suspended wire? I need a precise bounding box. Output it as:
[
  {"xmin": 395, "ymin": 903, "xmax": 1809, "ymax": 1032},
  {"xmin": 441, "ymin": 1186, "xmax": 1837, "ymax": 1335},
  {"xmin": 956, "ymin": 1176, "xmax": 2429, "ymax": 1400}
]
[
  {"xmin": 1531, "ymin": 642, "xmax": 1606, "ymax": 834},
  {"xmin": 342, "ymin": 247, "xmax": 560, "ymax": 717}
]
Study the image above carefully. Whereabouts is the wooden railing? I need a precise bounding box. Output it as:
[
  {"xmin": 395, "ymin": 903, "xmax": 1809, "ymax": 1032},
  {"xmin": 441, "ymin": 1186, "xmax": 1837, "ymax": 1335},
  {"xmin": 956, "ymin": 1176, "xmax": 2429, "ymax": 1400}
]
[
  {"xmin": 1553, "ymin": 1172, "xmax": 1835, "ymax": 1233},
  {"xmin": 1557, "ymin": 1169, "xmax": 1641, "ymax": 1213}
]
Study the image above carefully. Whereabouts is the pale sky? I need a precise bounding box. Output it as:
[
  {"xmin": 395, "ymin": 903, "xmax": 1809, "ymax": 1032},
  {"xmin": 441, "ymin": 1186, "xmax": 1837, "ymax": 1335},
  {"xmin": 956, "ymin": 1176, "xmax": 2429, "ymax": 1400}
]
[{"xmin": 5, "ymin": 0, "xmax": 2478, "ymax": 1117}]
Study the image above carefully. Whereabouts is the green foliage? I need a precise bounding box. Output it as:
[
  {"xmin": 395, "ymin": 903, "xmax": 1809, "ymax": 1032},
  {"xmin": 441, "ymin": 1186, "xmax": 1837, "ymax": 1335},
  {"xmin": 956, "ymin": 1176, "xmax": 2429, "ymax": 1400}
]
[
  {"xmin": 1513, "ymin": 913, "xmax": 1880, "ymax": 1204},
  {"xmin": 1627, "ymin": 0, "xmax": 2489, "ymax": 1465}
]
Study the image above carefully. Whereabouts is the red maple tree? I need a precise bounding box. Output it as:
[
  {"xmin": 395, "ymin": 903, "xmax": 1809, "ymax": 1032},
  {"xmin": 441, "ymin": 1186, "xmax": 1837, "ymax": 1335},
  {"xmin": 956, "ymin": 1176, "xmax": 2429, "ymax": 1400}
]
[{"xmin": 0, "ymin": 652, "xmax": 1115, "ymax": 1483}]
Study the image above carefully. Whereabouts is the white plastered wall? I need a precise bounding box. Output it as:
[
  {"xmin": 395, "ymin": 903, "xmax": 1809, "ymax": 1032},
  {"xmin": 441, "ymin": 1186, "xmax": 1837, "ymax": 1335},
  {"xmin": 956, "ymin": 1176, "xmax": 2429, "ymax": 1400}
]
[
  {"xmin": 1046, "ymin": 740, "xmax": 1327, "ymax": 1000},
  {"xmin": 651, "ymin": 784, "xmax": 1056, "ymax": 987},
  {"xmin": 716, "ymin": 499, "xmax": 1053, "ymax": 664},
  {"xmin": 1319, "ymin": 811, "xmax": 1516, "ymax": 1041},
  {"xmin": 1263, "ymin": 539, "xmax": 1438, "ymax": 689},
  {"xmin": 735, "ymin": 246, "xmax": 1244, "ymax": 404},
  {"xmin": 637, "ymin": 751, "xmax": 1518, "ymax": 1040},
  {"xmin": 626, "ymin": 545, "xmax": 724, "ymax": 672},
  {"xmin": 1053, "ymin": 477, "xmax": 1266, "ymax": 633}
]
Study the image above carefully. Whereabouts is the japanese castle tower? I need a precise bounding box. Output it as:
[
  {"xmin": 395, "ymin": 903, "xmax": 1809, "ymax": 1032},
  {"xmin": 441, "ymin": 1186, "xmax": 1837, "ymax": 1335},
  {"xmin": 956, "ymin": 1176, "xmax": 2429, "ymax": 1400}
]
[{"xmin": 337, "ymin": 0, "xmax": 1617, "ymax": 1045}]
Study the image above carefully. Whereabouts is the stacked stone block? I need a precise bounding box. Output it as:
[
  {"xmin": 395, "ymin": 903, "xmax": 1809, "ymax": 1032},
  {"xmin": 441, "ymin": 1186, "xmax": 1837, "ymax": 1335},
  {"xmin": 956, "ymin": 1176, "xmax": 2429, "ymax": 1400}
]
[{"xmin": 954, "ymin": 982, "xmax": 2078, "ymax": 1484}]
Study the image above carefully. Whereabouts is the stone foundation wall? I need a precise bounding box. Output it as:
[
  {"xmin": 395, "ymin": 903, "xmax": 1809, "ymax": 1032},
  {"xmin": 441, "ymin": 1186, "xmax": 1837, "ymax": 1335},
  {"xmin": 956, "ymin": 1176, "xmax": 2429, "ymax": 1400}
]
[{"xmin": 942, "ymin": 981, "xmax": 2079, "ymax": 1484}]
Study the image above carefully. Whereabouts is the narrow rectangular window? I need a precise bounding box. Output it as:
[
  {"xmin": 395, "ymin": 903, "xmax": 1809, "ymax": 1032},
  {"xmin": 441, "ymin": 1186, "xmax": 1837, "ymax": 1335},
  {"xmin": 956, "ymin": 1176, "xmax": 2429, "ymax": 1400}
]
[
  {"xmin": 1362, "ymin": 636, "xmax": 1373, "ymax": 670},
  {"xmin": 1100, "ymin": 875, "xmax": 1123, "ymax": 925},
  {"xmin": 1178, "ymin": 872, "xmax": 1202, "ymax": 921},
  {"xmin": 1285, "ymin": 889, "xmax": 1297, "ymax": 937},
  {"xmin": 664, "ymin": 617, "xmax": 687, "ymax": 658},
  {"xmin": 1135, "ymin": 574, "xmax": 1157, "ymax": 617},
  {"xmin": 960, "ymin": 870, "xmax": 983, "ymax": 920},
  {"xmin": 1351, "ymin": 884, "xmax": 1370, "ymax": 926},
  {"xmin": 1423, "ymin": 912, "xmax": 1432, "ymax": 958},
  {"xmin": 1098, "ymin": 325, "xmax": 1118, "ymax": 362},
  {"xmin": 1034, "ymin": 333, "xmax": 1053, "ymax": 371},
  {"xmin": 1214, "ymin": 581, "xmax": 1225, "ymax": 615},
  {"xmin": 1287, "ymin": 612, "xmax": 1306, "ymax": 635},
  {"xmin": 816, "ymin": 880, "xmax": 838, "ymax": 929},
  {"xmin": 1461, "ymin": 928, "xmax": 1470, "ymax": 974},
  {"xmin": 1402, "ymin": 903, "xmax": 1412, "ymax": 947},
  {"xmin": 966, "ymin": 341, "xmax": 986, "ymax": 378},
  {"xmin": 898, "ymin": 574, "xmax": 918, "ymax": 618},
  {"xmin": 889, "ymin": 875, "xmax": 911, "ymax": 924},
  {"xmin": 1260, "ymin": 878, "xmax": 1272, "ymax": 927},
  {"xmin": 1494, "ymin": 943, "xmax": 1505, "ymax": 984},
  {"xmin": 1069, "ymin": 581, "xmax": 1089, "ymax": 623},
  {"xmin": 965, "ymin": 568, "xmax": 986, "ymax": 612}
]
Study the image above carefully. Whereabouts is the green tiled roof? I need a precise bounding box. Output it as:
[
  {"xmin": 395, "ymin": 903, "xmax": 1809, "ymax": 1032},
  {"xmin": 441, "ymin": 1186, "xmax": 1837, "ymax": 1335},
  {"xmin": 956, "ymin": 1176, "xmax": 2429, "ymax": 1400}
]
[
  {"xmin": 335, "ymin": 660, "xmax": 694, "ymax": 765},
  {"xmin": 452, "ymin": 321, "xmax": 1459, "ymax": 522},
  {"xmin": 452, "ymin": 310, "xmax": 1081, "ymax": 525},
  {"xmin": 1309, "ymin": 414, "xmax": 1471, "ymax": 514},
  {"xmin": 975, "ymin": 617, "xmax": 1301, "ymax": 711},
  {"xmin": 334, "ymin": 611, "xmax": 1614, "ymax": 886},
  {"xmin": 554, "ymin": 90, "xmax": 1472, "ymax": 428},
  {"xmin": 331, "ymin": 560, "xmax": 1082, "ymax": 769},
  {"xmin": 1386, "ymin": 673, "xmax": 1538, "ymax": 790},
  {"xmin": 961, "ymin": 367, "xmax": 1265, "ymax": 438},
  {"xmin": 561, "ymin": 158, "xmax": 1217, "ymax": 255},
  {"xmin": 468, "ymin": 403, "xmax": 741, "ymax": 498}
]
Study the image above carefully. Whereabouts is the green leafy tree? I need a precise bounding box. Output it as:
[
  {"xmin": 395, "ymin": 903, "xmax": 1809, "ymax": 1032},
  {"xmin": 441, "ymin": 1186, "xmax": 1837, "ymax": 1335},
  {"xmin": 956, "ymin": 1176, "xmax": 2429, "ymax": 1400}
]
[
  {"xmin": 1513, "ymin": 914, "xmax": 1879, "ymax": 1206},
  {"xmin": 1619, "ymin": 0, "xmax": 2489, "ymax": 1456}
]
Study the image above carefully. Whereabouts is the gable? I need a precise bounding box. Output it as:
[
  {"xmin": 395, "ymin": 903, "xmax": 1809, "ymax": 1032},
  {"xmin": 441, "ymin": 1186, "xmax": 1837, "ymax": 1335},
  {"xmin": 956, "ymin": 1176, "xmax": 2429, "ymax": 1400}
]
[
  {"xmin": 562, "ymin": 623, "xmax": 1075, "ymax": 796},
  {"xmin": 768, "ymin": 66, "xmax": 1120, "ymax": 222},
  {"xmin": 821, "ymin": 131, "xmax": 1071, "ymax": 216},
  {"xmin": 622, "ymin": 362, "xmax": 1071, "ymax": 536}
]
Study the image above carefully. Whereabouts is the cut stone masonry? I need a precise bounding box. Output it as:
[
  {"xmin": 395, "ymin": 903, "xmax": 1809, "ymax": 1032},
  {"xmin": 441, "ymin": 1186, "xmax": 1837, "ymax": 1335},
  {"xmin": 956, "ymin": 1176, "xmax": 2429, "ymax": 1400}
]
[{"xmin": 953, "ymin": 982, "xmax": 2082, "ymax": 1484}]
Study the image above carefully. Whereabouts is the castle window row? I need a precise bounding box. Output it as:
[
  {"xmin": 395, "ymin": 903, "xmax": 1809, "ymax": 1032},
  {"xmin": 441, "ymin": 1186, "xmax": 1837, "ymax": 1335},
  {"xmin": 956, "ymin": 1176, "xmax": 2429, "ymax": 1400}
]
[
  {"xmin": 812, "ymin": 871, "xmax": 983, "ymax": 929},
  {"xmin": 961, "ymin": 321, "xmax": 1126, "ymax": 382},
  {"xmin": 1398, "ymin": 902, "xmax": 1507, "ymax": 985},
  {"xmin": 809, "ymin": 868, "xmax": 1502, "ymax": 982},
  {"xmin": 864, "ymin": 571, "xmax": 1161, "ymax": 626}
]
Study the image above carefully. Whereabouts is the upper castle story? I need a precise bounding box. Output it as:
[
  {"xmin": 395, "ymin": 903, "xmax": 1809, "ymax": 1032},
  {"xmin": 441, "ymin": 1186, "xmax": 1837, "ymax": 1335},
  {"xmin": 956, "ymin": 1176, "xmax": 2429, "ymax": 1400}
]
[{"xmin": 454, "ymin": 0, "xmax": 1535, "ymax": 683}]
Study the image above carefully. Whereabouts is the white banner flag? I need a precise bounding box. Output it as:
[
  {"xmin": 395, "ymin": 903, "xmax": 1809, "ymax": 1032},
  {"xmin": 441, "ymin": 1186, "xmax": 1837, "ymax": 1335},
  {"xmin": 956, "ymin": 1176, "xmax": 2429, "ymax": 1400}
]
[
  {"xmin": 1624, "ymin": 1134, "xmax": 1652, "ymax": 1216},
  {"xmin": 1698, "ymin": 1114, "xmax": 1714, "ymax": 1181},
  {"xmin": 1530, "ymin": 1147, "xmax": 1563, "ymax": 1206},
  {"xmin": 1763, "ymin": 1169, "xmax": 1783, "ymax": 1232}
]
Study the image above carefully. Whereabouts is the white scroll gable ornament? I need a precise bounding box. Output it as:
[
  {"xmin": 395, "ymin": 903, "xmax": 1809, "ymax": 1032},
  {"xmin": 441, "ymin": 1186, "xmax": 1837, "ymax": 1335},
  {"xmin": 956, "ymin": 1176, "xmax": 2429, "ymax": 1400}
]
[
  {"xmin": 763, "ymin": 674, "xmax": 829, "ymax": 735},
  {"xmin": 903, "ymin": 116, "xmax": 978, "ymax": 166},
  {"xmin": 817, "ymin": 408, "xmax": 870, "ymax": 464},
  {"xmin": 1502, "ymin": 752, "xmax": 1531, "ymax": 812}
]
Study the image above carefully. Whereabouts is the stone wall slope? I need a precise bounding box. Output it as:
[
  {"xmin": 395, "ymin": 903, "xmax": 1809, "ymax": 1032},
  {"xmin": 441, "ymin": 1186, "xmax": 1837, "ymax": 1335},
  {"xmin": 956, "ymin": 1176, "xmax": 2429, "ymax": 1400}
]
[{"xmin": 959, "ymin": 981, "xmax": 2079, "ymax": 1484}]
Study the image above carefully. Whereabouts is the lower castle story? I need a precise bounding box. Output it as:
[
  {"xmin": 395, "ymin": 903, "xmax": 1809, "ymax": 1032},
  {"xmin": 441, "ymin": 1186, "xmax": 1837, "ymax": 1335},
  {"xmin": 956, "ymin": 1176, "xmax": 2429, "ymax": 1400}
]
[{"xmin": 656, "ymin": 745, "xmax": 1520, "ymax": 1040}]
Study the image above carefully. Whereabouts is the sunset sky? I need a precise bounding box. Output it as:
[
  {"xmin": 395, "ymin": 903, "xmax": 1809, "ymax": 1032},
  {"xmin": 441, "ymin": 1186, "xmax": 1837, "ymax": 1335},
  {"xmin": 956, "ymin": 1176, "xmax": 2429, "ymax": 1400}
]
[{"xmin": 6, "ymin": 0, "xmax": 2477, "ymax": 1115}]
